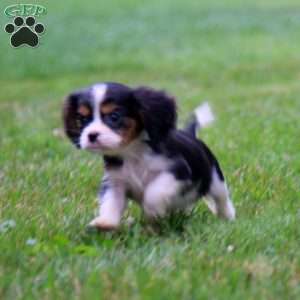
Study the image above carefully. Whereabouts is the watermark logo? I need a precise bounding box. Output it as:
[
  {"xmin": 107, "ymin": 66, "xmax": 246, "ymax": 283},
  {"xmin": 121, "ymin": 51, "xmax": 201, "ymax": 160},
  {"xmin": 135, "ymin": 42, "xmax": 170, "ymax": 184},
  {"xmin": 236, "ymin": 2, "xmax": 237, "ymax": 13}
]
[{"xmin": 4, "ymin": 4, "xmax": 46, "ymax": 48}]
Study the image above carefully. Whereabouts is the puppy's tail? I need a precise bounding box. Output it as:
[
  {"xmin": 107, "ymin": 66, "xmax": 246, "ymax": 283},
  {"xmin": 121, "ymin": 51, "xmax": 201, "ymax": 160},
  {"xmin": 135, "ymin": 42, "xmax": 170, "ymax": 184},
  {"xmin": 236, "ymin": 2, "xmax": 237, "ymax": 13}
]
[{"xmin": 184, "ymin": 102, "xmax": 215, "ymax": 138}]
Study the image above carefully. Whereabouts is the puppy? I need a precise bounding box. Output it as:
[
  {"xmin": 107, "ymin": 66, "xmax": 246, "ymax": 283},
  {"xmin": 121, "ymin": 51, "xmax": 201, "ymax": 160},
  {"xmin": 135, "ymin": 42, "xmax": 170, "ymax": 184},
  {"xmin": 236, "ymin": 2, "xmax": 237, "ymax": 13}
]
[{"xmin": 63, "ymin": 82, "xmax": 235, "ymax": 230}]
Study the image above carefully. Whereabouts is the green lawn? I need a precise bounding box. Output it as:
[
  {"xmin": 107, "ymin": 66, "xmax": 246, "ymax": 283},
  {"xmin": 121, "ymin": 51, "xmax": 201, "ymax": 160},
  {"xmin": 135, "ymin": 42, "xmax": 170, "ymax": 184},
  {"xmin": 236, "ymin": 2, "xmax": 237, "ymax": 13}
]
[{"xmin": 0, "ymin": 0, "xmax": 300, "ymax": 299}]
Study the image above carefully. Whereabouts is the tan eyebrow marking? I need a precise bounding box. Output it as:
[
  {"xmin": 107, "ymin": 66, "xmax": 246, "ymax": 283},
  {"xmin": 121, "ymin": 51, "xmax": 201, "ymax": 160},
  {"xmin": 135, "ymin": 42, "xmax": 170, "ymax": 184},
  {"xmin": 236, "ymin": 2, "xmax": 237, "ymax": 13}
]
[
  {"xmin": 100, "ymin": 102, "xmax": 119, "ymax": 114},
  {"xmin": 77, "ymin": 105, "xmax": 91, "ymax": 117}
]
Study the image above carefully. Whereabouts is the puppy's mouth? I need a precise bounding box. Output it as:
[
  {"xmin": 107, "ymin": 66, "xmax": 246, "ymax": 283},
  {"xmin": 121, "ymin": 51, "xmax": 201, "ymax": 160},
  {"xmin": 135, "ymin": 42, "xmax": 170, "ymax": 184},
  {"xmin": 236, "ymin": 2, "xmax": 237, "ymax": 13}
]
[
  {"xmin": 85, "ymin": 143, "xmax": 109, "ymax": 151},
  {"xmin": 84, "ymin": 141, "xmax": 122, "ymax": 154}
]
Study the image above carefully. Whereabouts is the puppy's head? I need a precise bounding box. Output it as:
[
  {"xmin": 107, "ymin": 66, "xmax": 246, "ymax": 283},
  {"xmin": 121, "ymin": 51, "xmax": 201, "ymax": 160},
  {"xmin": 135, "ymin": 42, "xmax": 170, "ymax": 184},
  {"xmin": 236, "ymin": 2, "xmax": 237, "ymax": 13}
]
[{"xmin": 63, "ymin": 82, "xmax": 176, "ymax": 154}]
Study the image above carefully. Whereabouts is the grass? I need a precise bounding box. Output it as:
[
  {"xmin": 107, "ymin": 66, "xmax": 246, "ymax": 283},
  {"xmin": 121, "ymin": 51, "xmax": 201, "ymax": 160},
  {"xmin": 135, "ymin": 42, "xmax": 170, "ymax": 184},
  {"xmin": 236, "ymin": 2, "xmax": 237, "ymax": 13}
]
[{"xmin": 0, "ymin": 0, "xmax": 300, "ymax": 299}]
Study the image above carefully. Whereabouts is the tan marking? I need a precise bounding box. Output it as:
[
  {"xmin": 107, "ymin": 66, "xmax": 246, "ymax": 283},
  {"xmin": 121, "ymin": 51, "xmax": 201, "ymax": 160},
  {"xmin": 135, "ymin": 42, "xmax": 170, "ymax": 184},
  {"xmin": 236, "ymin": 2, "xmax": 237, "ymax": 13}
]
[
  {"xmin": 120, "ymin": 118, "xmax": 140, "ymax": 145},
  {"xmin": 77, "ymin": 105, "xmax": 91, "ymax": 117},
  {"xmin": 101, "ymin": 103, "xmax": 119, "ymax": 114}
]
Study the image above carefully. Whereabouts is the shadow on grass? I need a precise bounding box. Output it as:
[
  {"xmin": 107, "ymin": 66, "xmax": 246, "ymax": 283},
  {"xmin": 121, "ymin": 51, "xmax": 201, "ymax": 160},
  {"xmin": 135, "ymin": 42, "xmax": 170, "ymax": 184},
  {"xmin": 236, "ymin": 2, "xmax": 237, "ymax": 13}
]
[
  {"xmin": 23, "ymin": 207, "xmax": 218, "ymax": 258},
  {"xmin": 78, "ymin": 206, "xmax": 213, "ymax": 247}
]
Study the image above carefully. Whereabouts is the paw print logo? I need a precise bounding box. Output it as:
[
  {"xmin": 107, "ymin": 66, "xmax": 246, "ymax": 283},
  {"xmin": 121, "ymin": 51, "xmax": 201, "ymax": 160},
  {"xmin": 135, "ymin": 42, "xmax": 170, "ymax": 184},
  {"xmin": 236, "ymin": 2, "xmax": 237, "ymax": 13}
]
[{"xmin": 4, "ymin": 16, "xmax": 45, "ymax": 48}]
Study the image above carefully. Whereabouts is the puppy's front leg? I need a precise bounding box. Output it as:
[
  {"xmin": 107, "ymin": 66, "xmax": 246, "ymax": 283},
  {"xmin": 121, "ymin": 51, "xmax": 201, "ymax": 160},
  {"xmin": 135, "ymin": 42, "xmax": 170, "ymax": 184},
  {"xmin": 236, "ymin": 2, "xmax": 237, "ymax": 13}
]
[{"xmin": 89, "ymin": 178, "xmax": 126, "ymax": 231}]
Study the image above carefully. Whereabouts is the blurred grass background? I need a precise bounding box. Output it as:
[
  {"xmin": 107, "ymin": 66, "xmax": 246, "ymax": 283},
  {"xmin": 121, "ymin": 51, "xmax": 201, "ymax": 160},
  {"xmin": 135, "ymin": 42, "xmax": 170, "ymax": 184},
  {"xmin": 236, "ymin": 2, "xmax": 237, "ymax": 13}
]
[{"xmin": 0, "ymin": 0, "xmax": 299, "ymax": 299}]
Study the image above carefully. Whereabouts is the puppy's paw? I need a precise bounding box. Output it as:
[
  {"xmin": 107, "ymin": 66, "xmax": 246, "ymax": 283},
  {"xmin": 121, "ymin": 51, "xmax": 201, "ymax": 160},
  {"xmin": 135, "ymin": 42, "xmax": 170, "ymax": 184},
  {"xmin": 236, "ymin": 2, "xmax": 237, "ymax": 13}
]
[
  {"xmin": 218, "ymin": 200, "xmax": 236, "ymax": 221},
  {"xmin": 204, "ymin": 198, "xmax": 217, "ymax": 215},
  {"xmin": 87, "ymin": 217, "xmax": 119, "ymax": 232},
  {"xmin": 222, "ymin": 201, "xmax": 236, "ymax": 221}
]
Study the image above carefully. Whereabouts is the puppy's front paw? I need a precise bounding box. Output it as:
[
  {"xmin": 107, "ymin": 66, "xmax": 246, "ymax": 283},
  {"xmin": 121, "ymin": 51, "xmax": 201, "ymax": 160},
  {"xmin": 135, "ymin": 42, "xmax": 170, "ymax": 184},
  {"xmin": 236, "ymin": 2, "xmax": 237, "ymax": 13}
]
[
  {"xmin": 87, "ymin": 217, "xmax": 119, "ymax": 232},
  {"xmin": 222, "ymin": 201, "xmax": 236, "ymax": 221}
]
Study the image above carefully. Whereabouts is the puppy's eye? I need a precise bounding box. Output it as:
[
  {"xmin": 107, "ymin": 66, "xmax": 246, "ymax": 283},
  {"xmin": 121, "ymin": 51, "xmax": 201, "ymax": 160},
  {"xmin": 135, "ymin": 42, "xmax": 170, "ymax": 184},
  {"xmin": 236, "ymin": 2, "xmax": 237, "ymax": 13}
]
[
  {"xmin": 76, "ymin": 114, "xmax": 92, "ymax": 128},
  {"xmin": 76, "ymin": 115, "xmax": 90, "ymax": 128},
  {"xmin": 108, "ymin": 111, "xmax": 121, "ymax": 123},
  {"xmin": 79, "ymin": 115, "xmax": 89, "ymax": 122}
]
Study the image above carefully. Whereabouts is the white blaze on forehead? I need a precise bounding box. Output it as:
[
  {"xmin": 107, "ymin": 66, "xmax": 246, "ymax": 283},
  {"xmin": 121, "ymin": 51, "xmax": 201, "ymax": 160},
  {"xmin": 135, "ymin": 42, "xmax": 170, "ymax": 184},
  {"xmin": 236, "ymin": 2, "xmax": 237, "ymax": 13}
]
[{"xmin": 92, "ymin": 84, "xmax": 107, "ymax": 119}]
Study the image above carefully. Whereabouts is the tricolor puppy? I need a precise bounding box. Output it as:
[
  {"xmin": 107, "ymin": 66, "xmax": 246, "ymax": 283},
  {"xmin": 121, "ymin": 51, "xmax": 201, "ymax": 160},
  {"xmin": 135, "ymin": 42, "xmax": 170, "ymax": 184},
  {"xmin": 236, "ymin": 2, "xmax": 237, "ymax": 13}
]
[{"xmin": 63, "ymin": 82, "xmax": 235, "ymax": 230}]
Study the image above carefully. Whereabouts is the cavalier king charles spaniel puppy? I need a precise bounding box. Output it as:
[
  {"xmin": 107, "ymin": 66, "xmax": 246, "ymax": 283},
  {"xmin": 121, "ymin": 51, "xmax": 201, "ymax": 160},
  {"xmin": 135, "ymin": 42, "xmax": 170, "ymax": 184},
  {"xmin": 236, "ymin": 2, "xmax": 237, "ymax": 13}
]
[{"xmin": 63, "ymin": 82, "xmax": 235, "ymax": 230}]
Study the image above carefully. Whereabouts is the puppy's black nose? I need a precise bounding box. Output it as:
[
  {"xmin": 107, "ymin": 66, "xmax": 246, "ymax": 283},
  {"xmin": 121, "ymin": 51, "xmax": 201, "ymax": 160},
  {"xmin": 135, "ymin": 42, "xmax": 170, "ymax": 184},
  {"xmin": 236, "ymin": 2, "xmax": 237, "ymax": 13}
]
[{"xmin": 88, "ymin": 132, "xmax": 99, "ymax": 143}]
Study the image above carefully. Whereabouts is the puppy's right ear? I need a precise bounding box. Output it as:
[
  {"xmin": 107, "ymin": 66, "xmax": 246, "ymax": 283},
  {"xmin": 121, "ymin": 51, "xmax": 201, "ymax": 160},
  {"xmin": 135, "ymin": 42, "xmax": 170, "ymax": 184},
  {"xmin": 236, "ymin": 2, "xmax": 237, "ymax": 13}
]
[{"xmin": 63, "ymin": 92, "xmax": 81, "ymax": 148}]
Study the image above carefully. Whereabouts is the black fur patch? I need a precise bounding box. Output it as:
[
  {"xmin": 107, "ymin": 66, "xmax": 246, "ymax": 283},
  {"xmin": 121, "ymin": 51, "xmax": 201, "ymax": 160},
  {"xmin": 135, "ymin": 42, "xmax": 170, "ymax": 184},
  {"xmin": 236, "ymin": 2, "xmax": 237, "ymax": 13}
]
[
  {"xmin": 133, "ymin": 87, "xmax": 176, "ymax": 144},
  {"xmin": 184, "ymin": 116, "xmax": 197, "ymax": 138},
  {"xmin": 63, "ymin": 88, "xmax": 94, "ymax": 147},
  {"xmin": 103, "ymin": 155, "xmax": 123, "ymax": 168},
  {"xmin": 169, "ymin": 157, "xmax": 192, "ymax": 181},
  {"xmin": 150, "ymin": 129, "xmax": 224, "ymax": 196},
  {"xmin": 101, "ymin": 82, "xmax": 143, "ymax": 134}
]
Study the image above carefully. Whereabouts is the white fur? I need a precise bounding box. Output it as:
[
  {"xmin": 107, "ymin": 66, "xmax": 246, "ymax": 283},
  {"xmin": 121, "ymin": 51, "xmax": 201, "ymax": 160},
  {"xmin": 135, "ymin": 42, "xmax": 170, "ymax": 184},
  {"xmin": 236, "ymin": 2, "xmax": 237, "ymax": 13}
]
[
  {"xmin": 92, "ymin": 84, "xmax": 107, "ymax": 112},
  {"xmin": 207, "ymin": 168, "xmax": 235, "ymax": 220},
  {"xmin": 109, "ymin": 139, "xmax": 172, "ymax": 202},
  {"xmin": 143, "ymin": 172, "xmax": 183, "ymax": 218},
  {"xmin": 194, "ymin": 102, "xmax": 215, "ymax": 128}
]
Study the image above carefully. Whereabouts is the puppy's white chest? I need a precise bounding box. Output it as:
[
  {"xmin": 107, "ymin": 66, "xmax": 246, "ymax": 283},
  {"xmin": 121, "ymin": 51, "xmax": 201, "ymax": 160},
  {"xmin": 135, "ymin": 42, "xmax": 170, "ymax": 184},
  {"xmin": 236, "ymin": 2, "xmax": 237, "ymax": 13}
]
[{"xmin": 122, "ymin": 153, "xmax": 170, "ymax": 201}]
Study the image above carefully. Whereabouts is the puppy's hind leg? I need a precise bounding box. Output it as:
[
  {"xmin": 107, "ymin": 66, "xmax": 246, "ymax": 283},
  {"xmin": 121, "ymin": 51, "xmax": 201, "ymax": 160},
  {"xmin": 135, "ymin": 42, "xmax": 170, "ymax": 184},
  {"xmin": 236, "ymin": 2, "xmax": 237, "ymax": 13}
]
[
  {"xmin": 143, "ymin": 172, "xmax": 183, "ymax": 220},
  {"xmin": 206, "ymin": 167, "xmax": 236, "ymax": 220}
]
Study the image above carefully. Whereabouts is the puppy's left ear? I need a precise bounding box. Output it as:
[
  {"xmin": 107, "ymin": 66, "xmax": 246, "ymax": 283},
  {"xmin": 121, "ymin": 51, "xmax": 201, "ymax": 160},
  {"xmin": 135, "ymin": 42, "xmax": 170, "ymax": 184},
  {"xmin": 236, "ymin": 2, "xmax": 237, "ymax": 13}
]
[{"xmin": 132, "ymin": 87, "xmax": 177, "ymax": 143}]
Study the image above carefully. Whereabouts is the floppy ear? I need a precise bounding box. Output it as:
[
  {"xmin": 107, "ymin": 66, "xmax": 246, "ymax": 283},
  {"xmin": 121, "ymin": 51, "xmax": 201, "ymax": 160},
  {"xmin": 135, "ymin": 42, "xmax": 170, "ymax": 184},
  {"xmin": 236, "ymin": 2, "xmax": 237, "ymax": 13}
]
[
  {"xmin": 132, "ymin": 87, "xmax": 177, "ymax": 144},
  {"xmin": 63, "ymin": 92, "xmax": 81, "ymax": 147}
]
